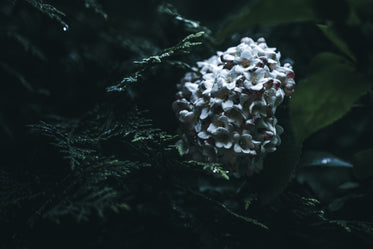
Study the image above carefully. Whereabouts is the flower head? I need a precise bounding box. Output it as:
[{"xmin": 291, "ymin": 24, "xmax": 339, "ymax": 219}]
[{"xmin": 173, "ymin": 37, "xmax": 295, "ymax": 177}]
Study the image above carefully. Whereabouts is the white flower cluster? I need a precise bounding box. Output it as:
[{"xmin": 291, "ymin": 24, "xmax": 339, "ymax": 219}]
[{"xmin": 173, "ymin": 37, "xmax": 295, "ymax": 177}]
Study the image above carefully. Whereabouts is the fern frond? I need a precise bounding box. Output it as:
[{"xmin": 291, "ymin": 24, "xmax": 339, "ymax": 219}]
[{"xmin": 106, "ymin": 32, "xmax": 205, "ymax": 92}]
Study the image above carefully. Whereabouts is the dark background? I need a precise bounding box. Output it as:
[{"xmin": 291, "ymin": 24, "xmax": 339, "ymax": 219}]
[{"xmin": 1, "ymin": 0, "xmax": 373, "ymax": 248}]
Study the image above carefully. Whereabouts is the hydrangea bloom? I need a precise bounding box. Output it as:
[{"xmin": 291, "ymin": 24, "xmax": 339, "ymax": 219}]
[{"xmin": 173, "ymin": 37, "xmax": 295, "ymax": 177}]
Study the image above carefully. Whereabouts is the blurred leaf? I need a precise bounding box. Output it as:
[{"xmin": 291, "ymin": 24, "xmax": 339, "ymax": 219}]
[
  {"xmin": 83, "ymin": 0, "xmax": 107, "ymax": 19},
  {"xmin": 0, "ymin": 61, "xmax": 33, "ymax": 92},
  {"xmin": 347, "ymin": 0, "xmax": 373, "ymax": 23},
  {"xmin": 318, "ymin": 24, "xmax": 357, "ymax": 62},
  {"xmin": 311, "ymin": 0, "xmax": 349, "ymax": 23},
  {"xmin": 346, "ymin": 0, "xmax": 373, "ymax": 41},
  {"xmin": 25, "ymin": 0, "xmax": 69, "ymax": 31},
  {"xmin": 296, "ymin": 151, "xmax": 355, "ymax": 201},
  {"xmin": 157, "ymin": 3, "xmax": 211, "ymax": 35},
  {"xmin": 354, "ymin": 148, "xmax": 373, "ymax": 180},
  {"xmin": 290, "ymin": 52, "xmax": 371, "ymax": 144},
  {"xmin": 328, "ymin": 193, "xmax": 364, "ymax": 212},
  {"xmin": 215, "ymin": 0, "xmax": 315, "ymax": 43},
  {"xmin": 299, "ymin": 151, "xmax": 353, "ymax": 168},
  {"xmin": 5, "ymin": 31, "xmax": 47, "ymax": 61},
  {"xmin": 185, "ymin": 160, "xmax": 230, "ymax": 180}
]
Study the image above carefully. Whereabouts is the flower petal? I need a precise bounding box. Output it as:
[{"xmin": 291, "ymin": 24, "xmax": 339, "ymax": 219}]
[
  {"xmin": 197, "ymin": 131, "xmax": 210, "ymax": 139},
  {"xmin": 250, "ymin": 83, "xmax": 264, "ymax": 91},
  {"xmin": 200, "ymin": 107, "xmax": 209, "ymax": 120},
  {"xmin": 234, "ymin": 143, "xmax": 242, "ymax": 153},
  {"xmin": 179, "ymin": 110, "xmax": 194, "ymax": 123},
  {"xmin": 222, "ymin": 99, "xmax": 234, "ymax": 112}
]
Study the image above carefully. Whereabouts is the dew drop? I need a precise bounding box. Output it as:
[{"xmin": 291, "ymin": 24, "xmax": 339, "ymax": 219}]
[
  {"xmin": 321, "ymin": 158, "xmax": 331, "ymax": 164},
  {"xmin": 63, "ymin": 25, "xmax": 69, "ymax": 32}
]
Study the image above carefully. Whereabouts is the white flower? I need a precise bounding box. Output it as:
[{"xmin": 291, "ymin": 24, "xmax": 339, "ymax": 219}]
[
  {"xmin": 178, "ymin": 110, "xmax": 194, "ymax": 124},
  {"xmin": 173, "ymin": 37, "xmax": 296, "ymax": 177},
  {"xmin": 211, "ymin": 127, "xmax": 233, "ymax": 149},
  {"xmin": 233, "ymin": 131, "xmax": 257, "ymax": 156}
]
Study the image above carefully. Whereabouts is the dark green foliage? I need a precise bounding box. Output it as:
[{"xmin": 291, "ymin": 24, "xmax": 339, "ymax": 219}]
[
  {"xmin": 25, "ymin": 0, "xmax": 69, "ymax": 30},
  {"xmin": 157, "ymin": 3, "xmax": 211, "ymax": 36},
  {"xmin": 106, "ymin": 31, "xmax": 205, "ymax": 92},
  {"xmin": 1, "ymin": 0, "xmax": 373, "ymax": 248},
  {"xmin": 215, "ymin": 0, "xmax": 315, "ymax": 43},
  {"xmin": 5, "ymin": 106, "xmax": 169, "ymax": 224},
  {"xmin": 290, "ymin": 52, "xmax": 370, "ymax": 144},
  {"xmin": 354, "ymin": 149, "xmax": 373, "ymax": 180},
  {"xmin": 318, "ymin": 24, "xmax": 357, "ymax": 62},
  {"xmin": 83, "ymin": 0, "xmax": 107, "ymax": 19}
]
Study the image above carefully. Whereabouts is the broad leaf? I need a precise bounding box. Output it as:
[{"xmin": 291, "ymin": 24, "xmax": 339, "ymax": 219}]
[
  {"xmin": 215, "ymin": 0, "xmax": 315, "ymax": 43},
  {"xmin": 290, "ymin": 52, "xmax": 371, "ymax": 144},
  {"xmin": 296, "ymin": 151, "xmax": 355, "ymax": 202},
  {"xmin": 318, "ymin": 24, "xmax": 356, "ymax": 62},
  {"xmin": 299, "ymin": 151, "xmax": 353, "ymax": 168}
]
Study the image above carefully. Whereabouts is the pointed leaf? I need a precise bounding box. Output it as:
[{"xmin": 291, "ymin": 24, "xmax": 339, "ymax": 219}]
[
  {"xmin": 290, "ymin": 52, "xmax": 371, "ymax": 144},
  {"xmin": 318, "ymin": 24, "xmax": 356, "ymax": 62},
  {"xmin": 299, "ymin": 151, "xmax": 353, "ymax": 168}
]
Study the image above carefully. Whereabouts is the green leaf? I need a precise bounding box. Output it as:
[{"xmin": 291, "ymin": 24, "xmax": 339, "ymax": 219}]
[
  {"xmin": 215, "ymin": 0, "xmax": 315, "ymax": 43},
  {"xmin": 318, "ymin": 24, "xmax": 357, "ymax": 62},
  {"xmin": 290, "ymin": 52, "xmax": 371, "ymax": 144},
  {"xmin": 353, "ymin": 149, "xmax": 373, "ymax": 180},
  {"xmin": 299, "ymin": 151, "xmax": 353, "ymax": 167}
]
